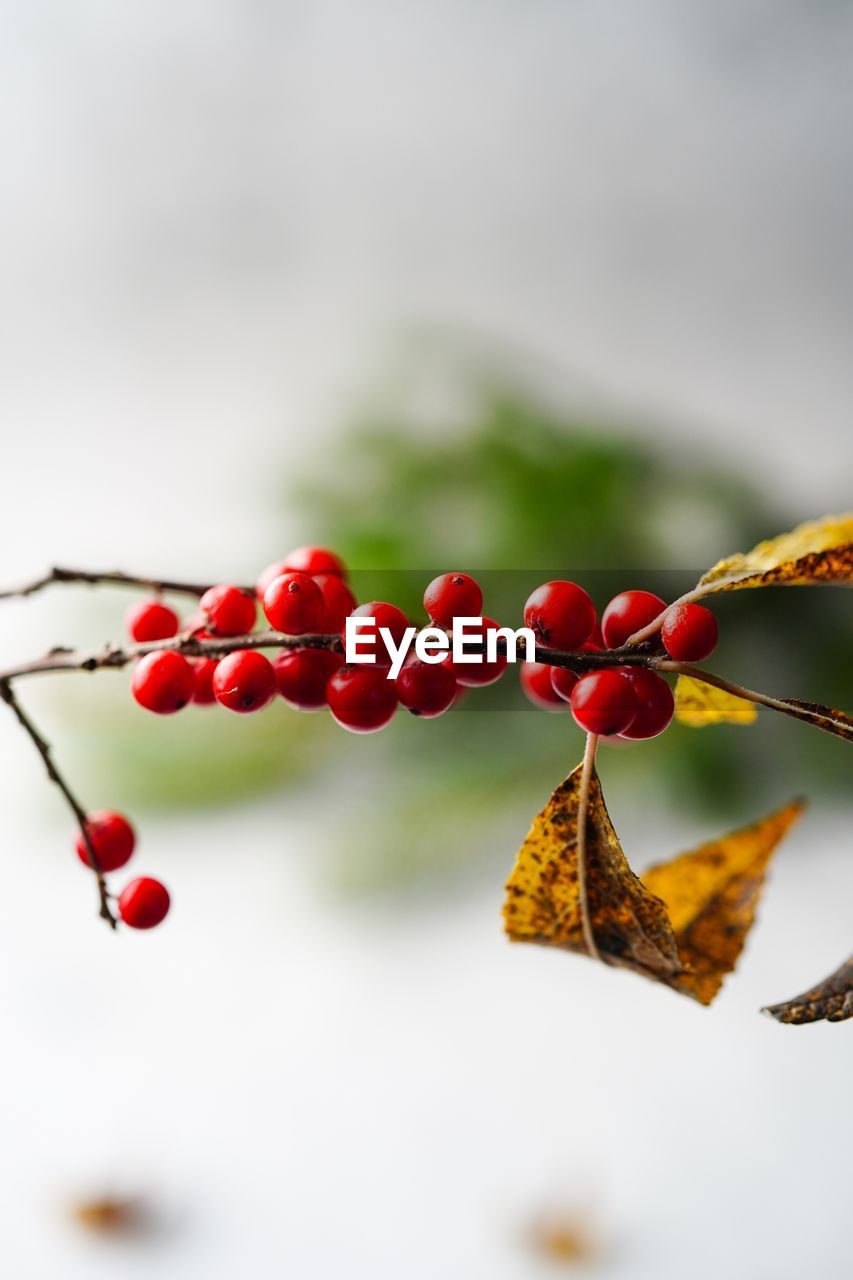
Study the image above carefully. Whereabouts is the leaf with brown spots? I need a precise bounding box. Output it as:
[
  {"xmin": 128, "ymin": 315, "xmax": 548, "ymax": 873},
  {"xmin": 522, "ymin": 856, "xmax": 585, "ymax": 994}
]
[
  {"xmin": 695, "ymin": 512, "xmax": 853, "ymax": 594},
  {"xmin": 503, "ymin": 762, "xmax": 684, "ymax": 984},
  {"xmin": 642, "ymin": 799, "xmax": 805, "ymax": 1005},
  {"xmin": 674, "ymin": 674, "xmax": 758, "ymax": 727},
  {"xmin": 762, "ymin": 955, "xmax": 853, "ymax": 1025}
]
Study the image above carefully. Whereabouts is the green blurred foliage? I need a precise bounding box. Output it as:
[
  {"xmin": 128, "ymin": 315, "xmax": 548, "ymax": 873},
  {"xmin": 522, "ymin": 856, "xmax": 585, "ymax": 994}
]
[{"xmin": 71, "ymin": 388, "xmax": 852, "ymax": 894}]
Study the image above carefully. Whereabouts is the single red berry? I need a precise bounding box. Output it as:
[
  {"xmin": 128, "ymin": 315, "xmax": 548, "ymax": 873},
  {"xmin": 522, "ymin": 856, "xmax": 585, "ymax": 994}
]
[
  {"xmin": 191, "ymin": 657, "xmax": 218, "ymax": 705},
  {"xmin": 314, "ymin": 573, "xmax": 357, "ymax": 634},
  {"xmin": 443, "ymin": 616, "xmax": 507, "ymax": 687},
  {"xmin": 601, "ymin": 590, "xmax": 666, "ymax": 649},
  {"xmin": 570, "ymin": 669, "xmax": 638, "ymax": 735},
  {"xmin": 75, "ymin": 810, "xmax": 135, "ymax": 871},
  {"xmin": 131, "ymin": 650, "xmax": 195, "ymax": 714},
  {"xmin": 263, "ymin": 572, "xmax": 324, "ymax": 634},
  {"xmin": 327, "ymin": 665, "xmax": 398, "ymax": 733},
  {"xmin": 255, "ymin": 560, "xmax": 289, "ymax": 600},
  {"xmin": 274, "ymin": 648, "xmax": 342, "ymax": 711},
  {"xmin": 423, "ymin": 572, "xmax": 483, "ymax": 627},
  {"xmin": 118, "ymin": 876, "xmax": 170, "ymax": 929},
  {"xmin": 212, "ymin": 650, "xmax": 276, "ymax": 712},
  {"xmin": 550, "ymin": 665, "xmax": 580, "ymax": 702},
  {"xmin": 199, "ymin": 584, "xmax": 256, "ymax": 636},
  {"xmin": 661, "ymin": 602, "xmax": 718, "ymax": 662},
  {"xmin": 125, "ymin": 599, "xmax": 180, "ymax": 643},
  {"xmin": 396, "ymin": 658, "xmax": 457, "ymax": 717},
  {"xmin": 520, "ymin": 662, "xmax": 570, "ymax": 712},
  {"xmin": 523, "ymin": 581, "xmax": 596, "ymax": 650},
  {"xmin": 618, "ymin": 667, "xmax": 674, "ymax": 739},
  {"xmin": 349, "ymin": 601, "xmax": 410, "ymax": 665},
  {"xmin": 285, "ymin": 545, "xmax": 348, "ymax": 579}
]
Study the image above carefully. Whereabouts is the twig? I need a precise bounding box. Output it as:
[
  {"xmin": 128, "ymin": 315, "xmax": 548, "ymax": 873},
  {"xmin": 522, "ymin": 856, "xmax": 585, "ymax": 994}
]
[
  {"xmin": 623, "ymin": 588, "xmax": 706, "ymax": 647},
  {"xmin": 0, "ymin": 679, "xmax": 116, "ymax": 927},
  {"xmin": 0, "ymin": 567, "xmax": 238, "ymax": 602},
  {"xmin": 576, "ymin": 732, "xmax": 600, "ymax": 961}
]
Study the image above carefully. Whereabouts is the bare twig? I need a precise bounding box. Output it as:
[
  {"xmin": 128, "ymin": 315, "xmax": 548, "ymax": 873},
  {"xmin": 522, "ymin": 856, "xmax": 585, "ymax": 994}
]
[
  {"xmin": 0, "ymin": 680, "xmax": 116, "ymax": 927},
  {"xmin": 0, "ymin": 567, "xmax": 241, "ymax": 602},
  {"xmin": 576, "ymin": 733, "xmax": 600, "ymax": 961}
]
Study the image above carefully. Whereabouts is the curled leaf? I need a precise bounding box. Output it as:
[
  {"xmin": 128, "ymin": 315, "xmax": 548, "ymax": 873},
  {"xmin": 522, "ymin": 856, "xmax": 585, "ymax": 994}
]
[
  {"xmin": 674, "ymin": 674, "xmax": 758, "ymax": 727},
  {"xmin": 763, "ymin": 956, "xmax": 853, "ymax": 1025},
  {"xmin": 642, "ymin": 800, "xmax": 805, "ymax": 1005},
  {"xmin": 697, "ymin": 512, "xmax": 853, "ymax": 594},
  {"xmin": 503, "ymin": 762, "xmax": 683, "ymax": 983}
]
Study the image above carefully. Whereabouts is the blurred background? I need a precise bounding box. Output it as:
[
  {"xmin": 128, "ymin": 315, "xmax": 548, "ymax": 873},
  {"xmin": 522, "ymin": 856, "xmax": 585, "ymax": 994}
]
[{"xmin": 0, "ymin": 2, "xmax": 851, "ymax": 1277}]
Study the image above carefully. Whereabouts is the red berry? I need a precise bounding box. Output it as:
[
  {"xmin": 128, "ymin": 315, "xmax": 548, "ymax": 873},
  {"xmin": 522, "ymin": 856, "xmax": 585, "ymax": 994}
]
[
  {"xmin": 285, "ymin": 545, "xmax": 348, "ymax": 579},
  {"xmin": 661, "ymin": 603, "xmax": 718, "ymax": 662},
  {"xmin": 349, "ymin": 601, "xmax": 410, "ymax": 666},
  {"xmin": 443, "ymin": 616, "xmax": 507, "ymax": 687},
  {"xmin": 274, "ymin": 648, "xmax": 342, "ymax": 711},
  {"xmin": 212, "ymin": 650, "xmax": 276, "ymax": 712},
  {"xmin": 570, "ymin": 669, "xmax": 638, "ymax": 735},
  {"xmin": 523, "ymin": 581, "xmax": 596, "ymax": 650},
  {"xmin": 314, "ymin": 573, "xmax": 357, "ymax": 634},
  {"xmin": 519, "ymin": 662, "xmax": 570, "ymax": 712},
  {"xmin": 191, "ymin": 657, "xmax": 218, "ymax": 705},
  {"xmin": 263, "ymin": 572, "xmax": 324, "ymax": 634},
  {"xmin": 75, "ymin": 810, "xmax": 135, "ymax": 871},
  {"xmin": 396, "ymin": 658, "xmax": 457, "ymax": 717},
  {"xmin": 131, "ymin": 650, "xmax": 195, "ymax": 714},
  {"xmin": 125, "ymin": 599, "xmax": 179, "ymax": 643},
  {"xmin": 601, "ymin": 590, "xmax": 666, "ymax": 649},
  {"xmin": 199, "ymin": 584, "xmax": 256, "ymax": 636},
  {"xmin": 118, "ymin": 876, "xmax": 170, "ymax": 929},
  {"xmin": 423, "ymin": 572, "xmax": 483, "ymax": 627},
  {"xmin": 619, "ymin": 667, "xmax": 674, "ymax": 739},
  {"xmin": 327, "ymin": 665, "xmax": 398, "ymax": 733},
  {"xmin": 550, "ymin": 665, "xmax": 580, "ymax": 702},
  {"xmin": 255, "ymin": 561, "xmax": 289, "ymax": 600}
]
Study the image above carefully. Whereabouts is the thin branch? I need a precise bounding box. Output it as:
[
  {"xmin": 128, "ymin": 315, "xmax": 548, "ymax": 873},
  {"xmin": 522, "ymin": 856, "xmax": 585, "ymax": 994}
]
[
  {"xmin": 0, "ymin": 679, "xmax": 117, "ymax": 927},
  {"xmin": 623, "ymin": 588, "xmax": 706, "ymax": 647},
  {"xmin": 576, "ymin": 732, "xmax": 600, "ymax": 962},
  {"xmin": 0, "ymin": 567, "xmax": 239, "ymax": 602}
]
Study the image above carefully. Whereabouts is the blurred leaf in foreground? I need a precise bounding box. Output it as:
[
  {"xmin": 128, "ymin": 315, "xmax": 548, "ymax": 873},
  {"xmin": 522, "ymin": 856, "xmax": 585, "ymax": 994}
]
[{"xmin": 763, "ymin": 955, "xmax": 853, "ymax": 1025}]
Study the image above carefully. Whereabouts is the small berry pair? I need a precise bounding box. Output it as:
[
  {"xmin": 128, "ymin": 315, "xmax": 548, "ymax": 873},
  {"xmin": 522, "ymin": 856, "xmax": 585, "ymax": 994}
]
[
  {"xmin": 565, "ymin": 667, "xmax": 674, "ymax": 739},
  {"xmin": 75, "ymin": 811, "xmax": 169, "ymax": 929},
  {"xmin": 601, "ymin": 589, "xmax": 718, "ymax": 661}
]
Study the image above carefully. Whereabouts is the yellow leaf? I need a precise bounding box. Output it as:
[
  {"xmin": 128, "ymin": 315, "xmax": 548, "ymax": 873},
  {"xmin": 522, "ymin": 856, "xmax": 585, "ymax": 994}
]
[
  {"xmin": 674, "ymin": 674, "xmax": 758, "ymax": 726},
  {"xmin": 642, "ymin": 800, "xmax": 804, "ymax": 1005},
  {"xmin": 503, "ymin": 762, "xmax": 683, "ymax": 983},
  {"xmin": 762, "ymin": 955, "xmax": 853, "ymax": 1024},
  {"xmin": 697, "ymin": 512, "xmax": 853, "ymax": 593}
]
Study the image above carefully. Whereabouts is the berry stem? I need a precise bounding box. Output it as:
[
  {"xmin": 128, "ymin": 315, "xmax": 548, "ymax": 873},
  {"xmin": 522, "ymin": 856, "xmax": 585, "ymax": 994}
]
[
  {"xmin": 0, "ymin": 679, "xmax": 117, "ymax": 928},
  {"xmin": 576, "ymin": 732, "xmax": 600, "ymax": 962},
  {"xmin": 623, "ymin": 588, "xmax": 706, "ymax": 647}
]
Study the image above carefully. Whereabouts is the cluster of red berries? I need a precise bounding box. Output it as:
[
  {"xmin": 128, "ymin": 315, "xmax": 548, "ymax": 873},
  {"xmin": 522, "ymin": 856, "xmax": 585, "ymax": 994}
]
[
  {"xmin": 74, "ymin": 811, "xmax": 169, "ymax": 929},
  {"xmin": 123, "ymin": 549, "xmax": 717, "ymax": 741}
]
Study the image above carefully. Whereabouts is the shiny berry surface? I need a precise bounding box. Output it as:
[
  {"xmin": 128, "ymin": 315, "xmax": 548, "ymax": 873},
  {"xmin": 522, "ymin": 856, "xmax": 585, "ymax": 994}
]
[
  {"xmin": 212, "ymin": 650, "xmax": 276, "ymax": 712},
  {"xmin": 119, "ymin": 876, "xmax": 170, "ymax": 929},
  {"xmin": 349, "ymin": 601, "xmax": 410, "ymax": 665},
  {"xmin": 661, "ymin": 602, "xmax": 719, "ymax": 662},
  {"xmin": 523, "ymin": 581, "xmax": 596, "ymax": 650},
  {"xmin": 274, "ymin": 648, "xmax": 342, "ymax": 711},
  {"xmin": 618, "ymin": 666, "xmax": 675, "ymax": 739},
  {"xmin": 443, "ymin": 616, "xmax": 507, "ymax": 687},
  {"xmin": 191, "ymin": 657, "xmax": 219, "ymax": 705},
  {"xmin": 284, "ymin": 545, "xmax": 348, "ymax": 579},
  {"xmin": 125, "ymin": 599, "xmax": 179, "ymax": 643},
  {"xmin": 75, "ymin": 810, "xmax": 135, "ymax": 871},
  {"xmin": 263, "ymin": 572, "xmax": 324, "ymax": 635},
  {"xmin": 423, "ymin": 573, "xmax": 483, "ymax": 627},
  {"xmin": 520, "ymin": 662, "xmax": 570, "ymax": 712},
  {"xmin": 396, "ymin": 658, "xmax": 457, "ymax": 717},
  {"xmin": 550, "ymin": 665, "xmax": 580, "ymax": 702},
  {"xmin": 570, "ymin": 669, "xmax": 638, "ymax": 735},
  {"xmin": 314, "ymin": 573, "xmax": 357, "ymax": 634},
  {"xmin": 199, "ymin": 584, "xmax": 256, "ymax": 636},
  {"xmin": 327, "ymin": 665, "xmax": 398, "ymax": 733},
  {"xmin": 131, "ymin": 650, "xmax": 195, "ymax": 714},
  {"xmin": 601, "ymin": 590, "xmax": 666, "ymax": 649}
]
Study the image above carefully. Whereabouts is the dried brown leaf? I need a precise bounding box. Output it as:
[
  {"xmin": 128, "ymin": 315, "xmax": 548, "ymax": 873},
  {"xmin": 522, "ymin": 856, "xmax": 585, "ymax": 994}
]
[
  {"xmin": 674, "ymin": 674, "xmax": 758, "ymax": 727},
  {"xmin": 642, "ymin": 800, "xmax": 805, "ymax": 1005},
  {"xmin": 503, "ymin": 763, "xmax": 683, "ymax": 983},
  {"xmin": 762, "ymin": 955, "xmax": 853, "ymax": 1025},
  {"xmin": 696, "ymin": 512, "xmax": 853, "ymax": 594}
]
